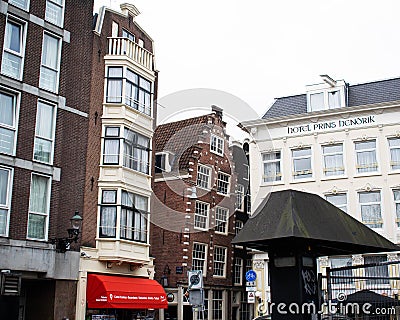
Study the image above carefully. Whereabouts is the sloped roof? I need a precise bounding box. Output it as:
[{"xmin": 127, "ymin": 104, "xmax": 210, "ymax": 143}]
[
  {"xmin": 263, "ymin": 77, "xmax": 400, "ymax": 119},
  {"xmin": 232, "ymin": 190, "xmax": 399, "ymax": 256}
]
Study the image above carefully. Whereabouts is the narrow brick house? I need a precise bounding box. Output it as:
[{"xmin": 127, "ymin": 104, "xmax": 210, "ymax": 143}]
[
  {"xmin": 0, "ymin": 1, "xmax": 94, "ymax": 319},
  {"xmin": 151, "ymin": 106, "xmax": 250, "ymax": 320}
]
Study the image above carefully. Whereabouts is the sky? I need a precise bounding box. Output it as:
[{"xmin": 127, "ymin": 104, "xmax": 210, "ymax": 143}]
[{"xmin": 93, "ymin": 0, "xmax": 400, "ymax": 136}]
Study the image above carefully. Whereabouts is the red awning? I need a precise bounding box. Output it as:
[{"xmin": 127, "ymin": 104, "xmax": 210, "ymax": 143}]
[{"xmin": 87, "ymin": 274, "xmax": 168, "ymax": 309}]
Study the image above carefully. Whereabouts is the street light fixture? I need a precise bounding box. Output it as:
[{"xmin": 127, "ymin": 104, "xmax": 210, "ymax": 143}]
[{"xmin": 51, "ymin": 211, "xmax": 83, "ymax": 253}]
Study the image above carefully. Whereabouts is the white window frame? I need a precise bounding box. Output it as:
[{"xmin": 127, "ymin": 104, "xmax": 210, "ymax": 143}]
[
  {"xmin": 217, "ymin": 172, "xmax": 230, "ymax": 196},
  {"xmin": 359, "ymin": 191, "xmax": 383, "ymax": 229},
  {"xmin": 210, "ymin": 134, "xmax": 224, "ymax": 156},
  {"xmin": 0, "ymin": 89, "xmax": 19, "ymax": 156},
  {"xmin": 212, "ymin": 290, "xmax": 225, "ymax": 320},
  {"xmin": 307, "ymin": 87, "xmax": 345, "ymax": 112},
  {"xmin": 215, "ymin": 206, "xmax": 228, "ymax": 235},
  {"xmin": 393, "ymin": 190, "xmax": 400, "ymax": 229},
  {"xmin": 33, "ymin": 100, "xmax": 57, "ymax": 164},
  {"xmin": 1, "ymin": 16, "xmax": 27, "ymax": 80},
  {"xmin": 213, "ymin": 246, "xmax": 227, "ymax": 277},
  {"xmin": 27, "ymin": 173, "xmax": 51, "ymax": 241},
  {"xmin": 292, "ymin": 147, "xmax": 313, "ymax": 180},
  {"xmin": 234, "ymin": 257, "xmax": 243, "ymax": 285},
  {"xmin": 355, "ymin": 139, "xmax": 378, "ymax": 174},
  {"xmin": 192, "ymin": 242, "xmax": 208, "ymax": 275},
  {"xmin": 326, "ymin": 193, "xmax": 347, "ymax": 213},
  {"xmin": 8, "ymin": 0, "xmax": 30, "ymax": 11},
  {"xmin": 0, "ymin": 166, "xmax": 13, "ymax": 237},
  {"xmin": 194, "ymin": 201, "xmax": 209, "ymax": 230},
  {"xmin": 39, "ymin": 32, "xmax": 62, "ymax": 93},
  {"xmin": 196, "ymin": 164, "xmax": 211, "ymax": 190},
  {"xmin": 388, "ymin": 137, "xmax": 400, "ymax": 172},
  {"xmin": 235, "ymin": 220, "xmax": 244, "ymax": 235},
  {"xmin": 322, "ymin": 143, "xmax": 345, "ymax": 177},
  {"xmin": 45, "ymin": 0, "xmax": 65, "ymax": 27},
  {"xmin": 262, "ymin": 151, "xmax": 282, "ymax": 183},
  {"xmin": 236, "ymin": 184, "xmax": 244, "ymax": 211}
]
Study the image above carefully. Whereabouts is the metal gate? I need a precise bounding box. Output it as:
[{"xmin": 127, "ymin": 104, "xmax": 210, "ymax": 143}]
[{"xmin": 323, "ymin": 260, "xmax": 400, "ymax": 319}]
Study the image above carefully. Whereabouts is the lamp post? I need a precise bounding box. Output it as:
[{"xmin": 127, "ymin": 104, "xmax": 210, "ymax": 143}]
[{"xmin": 51, "ymin": 211, "xmax": 83, "ymax": 253}]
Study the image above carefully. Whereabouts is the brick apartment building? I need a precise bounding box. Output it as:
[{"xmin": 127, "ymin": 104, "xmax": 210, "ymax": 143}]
[
  {"xmin": 0, "ymin": 0, "xmax": 94, "ymax": 319},
  {"xmin": 76, "ymin": 4, "xmax": 166, "ymax": 320},
  {"xmin": 151, "ymin": 106, "xmax": 252, "ymax": 320}
]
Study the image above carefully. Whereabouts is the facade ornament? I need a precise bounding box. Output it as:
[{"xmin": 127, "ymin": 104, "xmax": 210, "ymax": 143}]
[
  {"xmin": 318, "ymin": 256, "xmax": 329, "ymax": 267},
  {"xmin": 253, "ymin": 260, "xmax": 265, "ymax": 269},
  {"xmin": 352, "ymin": 254, "xmax": 364, "ymax": 265}
]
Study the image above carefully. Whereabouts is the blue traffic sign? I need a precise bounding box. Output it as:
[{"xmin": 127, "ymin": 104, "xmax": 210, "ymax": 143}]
[{"xmin": 245, "ymin": 270, "xmax": 257, "ymax": 282}]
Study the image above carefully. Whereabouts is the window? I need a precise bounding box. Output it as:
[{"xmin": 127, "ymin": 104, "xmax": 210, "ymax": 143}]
[
  {"xmin": 27, "ymin": 174, "xmax": 50, "ymax": 240},
  {"xmin": 0, "ymin": 91, "xmax": 17, "ymax": 155},
  {"xmin": 394, "ymin": 190, "xmax": 400, "ymax": 228},
  {"xmin": 245, "ymin": 190, "xmax": 251, "ymax": 214},
  {"xmin": 240, "ymin": 291, "xmax": 251, "ymax": 320},
  {"xmin": 8, "ymin": 0, "xmax": 29, "ymax": 11},
  {"xmin": 292, "ymin": 147, "xmax": 312, "ymax": 179},
  {"xmin": 359, "ymin": 191, "xmax": 382, "ymax": 228},
  {"xmin": 309, "ymin": 90, "xmax": 342, "ymax": 111},
  {"xmin": 120, "ymin": 190, "xmax": 148, "ymax": 242},
  {"xmin": 122, "ymin": 29, "xmax": 135, "ymax": 42},
  {"xmin": 197, "ymin": 164, "xmax": 211, "ymax": 189},
  {"xmin": 123, "ymin": 128, "xmax": 150, "ymax": 174},
  {"xmin": 355, "ymin": 140, "xmax": 378, "ymax": 173},
  {"xmin": 45, "ymin": 0, "xmax": 64, "ymax": 27},
  {"xmin": 106, "ymin": 67, "xmax": 123, "ymax": 103},
  {"xmin": 33, "ymin": 101, "xmax": 55, "ymax": 163},
  {"xmin": 99, "ymin": 190, "xmax": 117, "ymax": 237},
  {"xmin": 194, "ymin": 201, "xmax": 209, "ymax": 230},
  {"xmin": 263, "ymin": 151, "xmax": 282, "ymax": 182},
  {"xmin": 125, "ymin": 69, "xmax": 152, "ymax": 115},
  {"xmin": 212, "ymin": 290, "xmax": 223, "ymax": 320},
  {"xmin": 210, "ymin": 134, "xmax": 224, "ymax": 155},
  {"xmin": 213, "ymin": 246, "xmax": 227, "ymax": 277},
  {"xmin": 364, "ymin": 255, "xmax": 389, "ymax": 285},
  {"xmin": 234, "ymin": 258, "xmax": 243, "ymax": 285},
  {"xmin": 235, "ymin": 220, "xmax": 243, "ymax": 235},
  {"xmin": 215, "ymin": 207, "xmax": 228, "ymax": 234},
  {"xmin": 326, "ymin": 193, "xmax": 347, "ymax": 213},
  {"xmin": 192, "ymin": 242, "xmax": 207, "ymax": 273},
  {"xmin": 388, "ymin": 138, "xmax": 400, "ymax": 171},
  {"xmin": 217, "ymin": 172, "xmax": 230, "ymax": 195},
  {"xmin": 2, "ymin": 18, "xmax": 25, "ymax": 79},
  {"xmin": 331, "ymin": 257, "xmax": 353, "ymax": 285},
  {"xmin": 0, "ymin": 167, "xmax": 12, "ymax": 236},
  {"xmin": 155, "ymin": 152, "xmax": 172, "ymax": 173},
  {"xmin": 236, "ymin": 184, "xmax": 244, "ymax": 211},
  {"xmin": 322, "ymin": 144, "xmax": 344, "ymax": 176},
  {"xmin": 39, "ymin": 33, "xmax": 61, "ymax": 93},
  {"xmin": 103, "ymin": 127, "xmax": 120, "ymax": 164},
  {"xmin": 243, "ymin": 164, "xmax": 249, "ymax": 180},
  {"xmin": 245, "ymin": 259, "xmax": 252, "ymax": 273}
]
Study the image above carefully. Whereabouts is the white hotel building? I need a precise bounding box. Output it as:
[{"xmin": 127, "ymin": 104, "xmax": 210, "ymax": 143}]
[{"xmin": 241, "ymin": 75, "xmax": 400, "ymax": 306}]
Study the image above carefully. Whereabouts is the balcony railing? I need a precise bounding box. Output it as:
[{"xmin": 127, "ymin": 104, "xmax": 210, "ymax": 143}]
[{"xmin": 107, "ymin": 37, "xmax": 154, "ymax": 71}]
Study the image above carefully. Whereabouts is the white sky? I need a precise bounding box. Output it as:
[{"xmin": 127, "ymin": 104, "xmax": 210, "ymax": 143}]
[{"xmin": 94, "ymin": 0, "xmax": 400, "ymax": 122}]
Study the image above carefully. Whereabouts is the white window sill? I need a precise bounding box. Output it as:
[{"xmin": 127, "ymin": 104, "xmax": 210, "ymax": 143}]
[
  {"xmin": 354, "ymin": 171, "xmax": 381, "ymax": 178},
  {"xmin": 262, "ymin": 180, "xmax": 284, "ymax": 186},
  {"xmin": 321, "ymin": 175, "xmax": 348, "ymax": 181},
  {"xmin": 290, "ymin": 178, "xmax": 316, "ymax": 184}
]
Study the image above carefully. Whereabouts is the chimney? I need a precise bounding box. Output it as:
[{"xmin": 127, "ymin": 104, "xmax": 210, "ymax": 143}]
[
  {"xmin": 120, "ymin": 3, "xmax": 140, "ymax": 19},
  {"xmin": 211, "ymin": 105, "xmax": 223, "ymax": 120}
]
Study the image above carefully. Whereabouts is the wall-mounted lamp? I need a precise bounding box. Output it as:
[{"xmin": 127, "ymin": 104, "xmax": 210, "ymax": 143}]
[{"xmin": 51, "ymin": 211, "xmax": 83, "ymax": 253}]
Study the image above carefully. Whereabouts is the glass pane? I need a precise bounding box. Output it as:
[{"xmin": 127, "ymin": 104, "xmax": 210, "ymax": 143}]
[
  {"xmin": 0, "ymin": 127, "xmax": 15, "ymax": 154},
  {"xmin": 8, "ymin": 0, "xmax": 29, "ymax": 10},
  {"xmin": 33, "ymin": 137, "xmax": 52, "ymax": 163},
  {"xmin": 0, "ymin": 169, "xmax": 10, "ymax": 205},
  {"xmin": 100, "ymin": 207, "xmax": 116, "ymax": 237},
  {"xmin": 355, "ymin": 140, "xmax": 376, "ymax": 150},
  {"xmin": 2, "ymin": 52, "xmax": 22, "ymax": 78},
  {"xmin": 45, "ymin": 1, "xmax": 63, "ymax": 26},
  {"xmin": 394, "ymin": 190, "xmax": 400, "ymax": 201},
  {"xmin": 359, "ymin": 192, "xmax": 380, "ymax": 203},
  {"xmin": 263, "ymin": 152, "xmax": 280, "ymax": 161},
  {"xmin": 292, "ymin": 148, "xmax": 311, "ymax": 157},
  {"xmin": 0, "ymin": 208, "xmax": 7, "ymax": 236},
  {"xmin": 126, "ymin": 69, "xmax": 138, "ymax": 84},
  {"xmin": 29, "ymin": 175, "xmax": 49, "ymax": 214},
  {"xmin": 323, "ymin": 144, "xmax": 342, "ymax": 154},
  {"xmin": 36, "ymin": 102, "xmax": 54, "ymax": 139},
  {"xmin": 104, "ymin": 139, "xmax": 119, "ymax": 164},
  {"xmin": 328, "ymin": 91, "xmax": 341, "ymax": 109},
  {"xmin": 105, "ymin": 127, "xmax": 119, "ymax": 137},
  {"xmin": 6, "ymin": 21, "xmax": 21, "ymax": 53},
  {"xmin": 42, "ymin": 34, "xmax": 59, "ymax": 69},
  {"xmin": 102, "ymin": 190, "xmax": 116, "ymax": 204},
  {"xmin": 108, "ymin": 67, "xmax": 122, "ymax": 78},
  {"xmin": 39, "ymin": 66, "xmax": 57, "ymax": 92},
  {"xmin": 139, "ymin": 78, "xmax": 151, "ymax": 91},
  {"xmin": 310, "ymin": 92, "xmax": 324, "ymax": 111},
  {"xmin": 294, "ymin": 158, "xmax": 311, "ymax": 172},
  {"xmin": 0, "ymin": 93, "xmax": 14, "ymax": 126},
  {"xmin": 326, "ymin": 194, "xmax": 347, "ymax": 206},
  {"xmin": 389, "ymin": 138, "xmax": 400, "ymax": 147},
  {"xmin": 106, "ymin": 79, "xmax": 122, "ymax": 103},
  {"xmin": 27, "ymin": 213, "xmax": 46, "ymax": 239}
]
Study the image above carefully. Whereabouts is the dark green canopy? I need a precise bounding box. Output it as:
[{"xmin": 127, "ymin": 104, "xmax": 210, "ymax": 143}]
[{"xmin": 232, "ymin": 190, "xmax": 399, "ymax": 256}]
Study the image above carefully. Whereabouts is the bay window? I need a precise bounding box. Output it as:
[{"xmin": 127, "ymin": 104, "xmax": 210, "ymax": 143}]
[
  {"xmin": 2, "ymin": 17, "xmax": 26, "ymax": 79},
  {"xmin": 120, "ymin": 190, "xmax": 148, "ymax": 242},
  {"xmin": 27, "ymin": 174, "xmax": 50, "ymax": 240},
  {"xmin": 33, "ymin": 100, "xmax": 55, "ymax": 163},
  {"xmin": 0, "ymin": 91, "xmax": 17, "ymax": 155},
  {"xmin": 39, "ymin": 32, "xmax": 61, "ymax": 93}
]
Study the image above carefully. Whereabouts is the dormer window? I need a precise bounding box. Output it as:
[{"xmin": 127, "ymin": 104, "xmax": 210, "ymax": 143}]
[{"xmin": 307, "ymin": 75, "xmax": 346, "ymax": 112}]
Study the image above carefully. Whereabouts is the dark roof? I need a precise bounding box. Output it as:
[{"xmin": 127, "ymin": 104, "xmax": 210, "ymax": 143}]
[
  {"xmin": 263, "ymin": 77, "xmax": 400, "ymax": 119},
  {"xmin": 337, "ymin": 290, "xmax": 399, "ymax": 305},
  {"xmin": 232, "ymin": 190, "xmax": 399, "ymax": 256}
]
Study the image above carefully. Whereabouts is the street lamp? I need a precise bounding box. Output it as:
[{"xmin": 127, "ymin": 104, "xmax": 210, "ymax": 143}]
[{"xmin": 51, "ymin": 211, "xmax": 83, "ymax": 253}]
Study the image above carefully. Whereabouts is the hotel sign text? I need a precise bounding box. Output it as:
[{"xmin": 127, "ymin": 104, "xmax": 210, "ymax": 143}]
[{"xmin": 287, "ymin": 115, "xmax": 376, "ymax": 135}]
